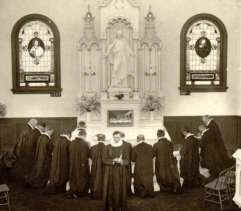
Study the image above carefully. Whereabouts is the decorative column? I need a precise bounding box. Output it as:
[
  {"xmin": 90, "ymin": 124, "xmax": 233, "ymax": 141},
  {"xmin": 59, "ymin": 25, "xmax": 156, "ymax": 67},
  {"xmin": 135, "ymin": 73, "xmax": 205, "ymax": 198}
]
[
  {"xmin": 233, "ymin": 149, "xmax": 241, "ymax": 207},
  {"xmin": 78, "ymin": 5, "xmax": 100, "ymax": 96},
  {"xmin": 139, "ymin": 6, "xmax": 162, "ymax": 95}
]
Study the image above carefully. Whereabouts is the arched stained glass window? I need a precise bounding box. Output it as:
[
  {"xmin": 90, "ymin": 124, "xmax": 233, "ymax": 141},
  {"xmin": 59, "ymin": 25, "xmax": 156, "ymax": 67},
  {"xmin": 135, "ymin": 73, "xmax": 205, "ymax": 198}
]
[
  {"xmin": 11, "ymin": 14, "xmax": 61, "ymax": 96},
  {"xmin": 180, "ymin": 14, "xmax": 227, "ymax": 94}
]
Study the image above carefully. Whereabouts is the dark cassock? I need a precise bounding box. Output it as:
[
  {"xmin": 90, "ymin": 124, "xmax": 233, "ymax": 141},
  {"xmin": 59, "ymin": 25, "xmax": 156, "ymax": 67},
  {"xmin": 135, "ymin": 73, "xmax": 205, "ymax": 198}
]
[
  {"xmin": 89, "ymin": 134, "xmax": 106, "ymax": 199},
  {"xmin": 205, "ymin": 118, "xmax": 234, "ymax": 170},
  {"xmin": 47, "ymin": 134, "xmax": 70, "ymax": 194},
  {"xmin": 180, "ymin": 132, "xmax": 201, "ymax": 190},
  {"xmin": 13, "ymin": 119, "xmax": 39, "ymax": 180},
  {"xmin": 103, "ymin": 131, "xmax": 130, "ymax": 211},
  {"xmin": 131, "ymin": 135, "xmax": 154, "ymax": 197},
  {"xmin": 68, "ymin": 129, "xmax": 90, "ymax": 197},
  {"xmin": 28, "ymin": 130, "xmax": 53, "ymax": 188},
  {"xmin": 153, "ymin": 136, "xmax": 181, "ymax": 193},
  {"xmin": 122, "ymin": 139, "xmax": 132, "ymax": 196},
  {"xmin": 199, "ymin": 125, "xmax": 233, "ymax": 177},
  {"xmin": 31, "ymin": 126, "xmax": 42, "ymax": 157}
]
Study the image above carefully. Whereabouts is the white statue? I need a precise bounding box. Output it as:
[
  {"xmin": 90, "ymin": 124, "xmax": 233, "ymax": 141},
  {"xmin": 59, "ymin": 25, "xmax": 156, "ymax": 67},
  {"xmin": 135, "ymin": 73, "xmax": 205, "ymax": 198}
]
[{"xmin": 105, "ymin": 30, "xmax": 134, "ymax": 88}]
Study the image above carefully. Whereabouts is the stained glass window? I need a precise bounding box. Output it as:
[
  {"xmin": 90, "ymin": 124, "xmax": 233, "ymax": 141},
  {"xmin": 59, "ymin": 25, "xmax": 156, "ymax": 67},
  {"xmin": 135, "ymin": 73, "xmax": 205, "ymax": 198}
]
[
  {"xmin": 11, "ymin": 14, "xmax": 61, "ymax": 96},
  {"xmin": 180, "ymin": 14, "xmax": 227, "ymax": 94}
]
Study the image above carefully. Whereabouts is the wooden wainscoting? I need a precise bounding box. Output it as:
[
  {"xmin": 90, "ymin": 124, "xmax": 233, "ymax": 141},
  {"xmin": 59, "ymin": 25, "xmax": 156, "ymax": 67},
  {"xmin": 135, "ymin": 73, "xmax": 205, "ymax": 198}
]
[
  {"xmin": 0, "ymin": 116, "xmax": 240, "ymax": 155},
  {"xmin": 164, "ymin": 116, "xmax": 240, "ymax": 155},
  {"xmin": 0, "ymin": 117, "xmax": 77, "ymax": 151}
]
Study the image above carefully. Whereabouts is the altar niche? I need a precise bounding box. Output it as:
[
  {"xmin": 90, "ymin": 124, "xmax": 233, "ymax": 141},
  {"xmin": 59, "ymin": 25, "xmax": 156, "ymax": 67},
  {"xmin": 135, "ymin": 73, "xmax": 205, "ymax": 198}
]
[{"xmin": 77, "ymin": 1, "xmax": 164, "ymax": 139}]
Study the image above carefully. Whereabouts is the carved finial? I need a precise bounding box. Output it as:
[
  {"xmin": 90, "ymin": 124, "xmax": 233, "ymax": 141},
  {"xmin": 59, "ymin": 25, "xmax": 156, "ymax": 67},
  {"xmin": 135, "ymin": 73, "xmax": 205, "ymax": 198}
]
[
  {"xmin": 145, "ymin": 5, "xmax": 155, "ymax": 23},
  {"xmin": 79, "ymin": 3, "xmax": 98, "ymax": 50},
  {"xmin": 141, "ymin": 6, "xmax": 161, "ymax": 47},
  {"xmin": 84, "ymin": 5, "xmax": 94, "ymax": 24}
]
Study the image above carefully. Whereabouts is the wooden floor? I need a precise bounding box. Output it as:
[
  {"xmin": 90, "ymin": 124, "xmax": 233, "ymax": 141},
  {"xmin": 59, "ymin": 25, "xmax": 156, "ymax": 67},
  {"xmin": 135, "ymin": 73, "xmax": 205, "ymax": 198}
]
[{"xmin": 0, "ymin": 182, "xmax": 239, "ymax": 211}]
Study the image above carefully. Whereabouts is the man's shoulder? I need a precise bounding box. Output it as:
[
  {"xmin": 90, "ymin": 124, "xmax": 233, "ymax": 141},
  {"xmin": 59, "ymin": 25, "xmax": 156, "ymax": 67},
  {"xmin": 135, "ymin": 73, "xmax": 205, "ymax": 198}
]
[
  {"xmin": 38, "ymin": 134, "xmax": 49, "ymax": 143},
  {"xmin": 134, "ymin": 142, "xmax": 150, "ymax": 149},
  {"xmin": 141, "ymin": 142, "xmax": 152, "ymax": 148},
  {"xmin": 123, "ymin": 141, "xmax": 131, "ymax": 145},
  {"xmin": 156, "ymin": 138, "xmax": 169, "ymax": 144},
  {"xmin": 208, "ymin": 119, "xmax": 218, "ymax": 127},
  {"xmin": 123, "ymin": 141, "xmax": 132, "ymax": 149}
]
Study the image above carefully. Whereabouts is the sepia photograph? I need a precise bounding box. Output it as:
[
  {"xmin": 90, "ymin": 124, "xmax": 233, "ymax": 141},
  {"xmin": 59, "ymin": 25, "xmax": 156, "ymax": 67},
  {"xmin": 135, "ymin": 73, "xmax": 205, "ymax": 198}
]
[{"xmin": 0, "ymin": 0, "xmax": 240, "ymax": 210}]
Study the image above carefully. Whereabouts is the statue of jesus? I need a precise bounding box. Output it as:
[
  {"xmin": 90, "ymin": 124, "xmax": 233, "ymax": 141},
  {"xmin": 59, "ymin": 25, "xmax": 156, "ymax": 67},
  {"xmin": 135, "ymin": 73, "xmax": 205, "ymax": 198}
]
[{"xmin": 105, "ymin": 30, "xmax": 134, "ymax": 88}]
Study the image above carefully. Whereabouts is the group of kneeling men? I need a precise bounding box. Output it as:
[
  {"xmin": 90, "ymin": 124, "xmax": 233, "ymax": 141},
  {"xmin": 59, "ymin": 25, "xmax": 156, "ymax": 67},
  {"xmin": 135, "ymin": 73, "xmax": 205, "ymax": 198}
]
[{"xmin": 12, "ymin": 115, "xmax": 234, "ymax": 211}]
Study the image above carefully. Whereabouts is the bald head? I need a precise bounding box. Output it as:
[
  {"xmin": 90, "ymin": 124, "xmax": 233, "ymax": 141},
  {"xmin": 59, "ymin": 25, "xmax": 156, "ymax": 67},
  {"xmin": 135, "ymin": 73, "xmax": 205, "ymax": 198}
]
[{"xmin": 28, "ymin": 119, "xmax": 38, "ymax": 128}]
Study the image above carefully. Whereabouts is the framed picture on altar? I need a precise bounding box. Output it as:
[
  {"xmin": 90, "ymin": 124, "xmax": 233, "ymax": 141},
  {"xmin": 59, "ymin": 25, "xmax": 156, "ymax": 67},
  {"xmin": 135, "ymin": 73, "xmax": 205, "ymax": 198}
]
[{"xmin": 107, "ymin": 110, "xmax": 134, "ymax": 127}]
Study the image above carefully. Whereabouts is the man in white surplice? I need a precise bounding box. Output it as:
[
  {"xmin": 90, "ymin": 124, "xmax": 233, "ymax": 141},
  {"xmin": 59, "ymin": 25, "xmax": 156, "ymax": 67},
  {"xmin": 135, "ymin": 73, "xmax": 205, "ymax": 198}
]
[{"xmin": 105, "ymin": 30, "xmax": 134, "ymax": 88}]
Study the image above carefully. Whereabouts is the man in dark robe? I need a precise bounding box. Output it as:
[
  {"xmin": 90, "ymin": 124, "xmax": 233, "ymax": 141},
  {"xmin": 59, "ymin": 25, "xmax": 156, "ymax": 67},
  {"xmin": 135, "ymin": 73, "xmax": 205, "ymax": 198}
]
[
  {"xmin": 89, "ymin": 133, "xmax": 106, "ymax": 199},
  {"xmin": 202, "ymin": 115, "xmax": 234, "ymax": 172},
  {"xmin": 132, "ymin": 135, "xmax": 154, "ymax": 197},
  {"xmin": 153, "ymin": 129, "xmax": 181, "ymax": 193},
  {"xmin": 31, "ymin": 123, "xmax": 43, "ymax": 157},
  {"xmin": 199, "ymin": 123, "xmax": 233, "ymax": 178},
  {"xmin": 27, "ymin": 127, "xmax": 54, "ymax": 188},
  {"xmin": 45, "ymin": 129, "xmax": 71, "ymax": 194},
  {"xmin": 68, "ymin": 128, "xmax": 90, "ymax": 198},
  {"xmin": 120, "ymin": 131, "xmax": 132, "ymax": 196},
  {"xmin": 180, "ymin": 127, "xmax": 201, "ymax": 190},
  {"xmin": 13, "ymin": 119, "xmax": 39, "ymax": 181},
  {"xmin": 103, "ymin": 131, "xmax": 130, "ymax": 211}
]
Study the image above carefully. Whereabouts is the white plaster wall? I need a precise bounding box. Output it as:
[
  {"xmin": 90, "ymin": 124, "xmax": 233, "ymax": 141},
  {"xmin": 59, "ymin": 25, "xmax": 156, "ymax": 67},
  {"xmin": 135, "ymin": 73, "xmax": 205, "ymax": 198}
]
[{"xmin": 0, "ymin": 0, "xmax": 240, "ymax": 117}]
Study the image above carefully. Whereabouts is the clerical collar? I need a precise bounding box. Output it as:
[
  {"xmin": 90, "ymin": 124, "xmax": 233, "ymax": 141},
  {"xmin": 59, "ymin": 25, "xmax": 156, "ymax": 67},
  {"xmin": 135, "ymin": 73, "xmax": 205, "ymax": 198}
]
[
  {"xmin": 185, "ymin": 133, "xmax": 194, "ymax": 139},
  {"xmin": 202, "ymin": 128, "xmax": 209, "ymax": 135},
  {"xmin": 35, "ymin": 126, "xmax": 42, "ymax": 133},
  {"xmin": 207, "ymin": 119, "xmax": 213, "ymax": 126},
  {"xmin": 111, "ymin": 139, "xmax": 123, "ymax": 147},
  {"xmin": 41, "ymin": 132, "xmax": 51, "ymax": 139},
  {"xmin": 27, "ymin": 123, "xmax": 34, "ymax": 130}
]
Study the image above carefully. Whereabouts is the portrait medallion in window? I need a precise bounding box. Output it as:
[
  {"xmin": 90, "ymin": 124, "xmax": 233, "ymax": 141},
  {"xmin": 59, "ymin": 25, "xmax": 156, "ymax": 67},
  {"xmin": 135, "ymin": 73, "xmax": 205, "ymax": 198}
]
[
  {"xmin": 11, "ymin": 14, "xmax": 61, "ymax": 96},
  {"xmin": 180, "ymin": 14, "xmax": 227, "ymax": 94}
]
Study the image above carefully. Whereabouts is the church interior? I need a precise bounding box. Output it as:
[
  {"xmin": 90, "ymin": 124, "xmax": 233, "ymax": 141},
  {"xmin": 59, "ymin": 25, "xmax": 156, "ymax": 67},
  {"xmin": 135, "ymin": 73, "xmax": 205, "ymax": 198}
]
[{"xmin": 1, "ymin": 0, "xmax": 241, "ymax": 210}]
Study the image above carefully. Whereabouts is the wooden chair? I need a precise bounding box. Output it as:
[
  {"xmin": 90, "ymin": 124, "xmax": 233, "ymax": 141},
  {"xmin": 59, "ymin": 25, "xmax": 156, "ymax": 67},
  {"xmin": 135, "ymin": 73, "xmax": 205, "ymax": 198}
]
[
  {"xmin": 0, "ymin": 184, "xmax": 10, "ymax": 211},
  {"xmin": 204, "ymin": 168, "xmax": 230, "ymax": 210},
  {"xmin": 225, "ymin": 165, "xmax": 235, "ymax": 198}
]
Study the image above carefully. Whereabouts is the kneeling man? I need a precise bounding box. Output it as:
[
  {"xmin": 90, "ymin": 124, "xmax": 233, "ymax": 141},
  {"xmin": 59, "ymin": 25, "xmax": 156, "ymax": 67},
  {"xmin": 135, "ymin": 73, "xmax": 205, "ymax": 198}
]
[{"xmin": 132, "ymin": 135, "xmax": 154, "ymax": 197}]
